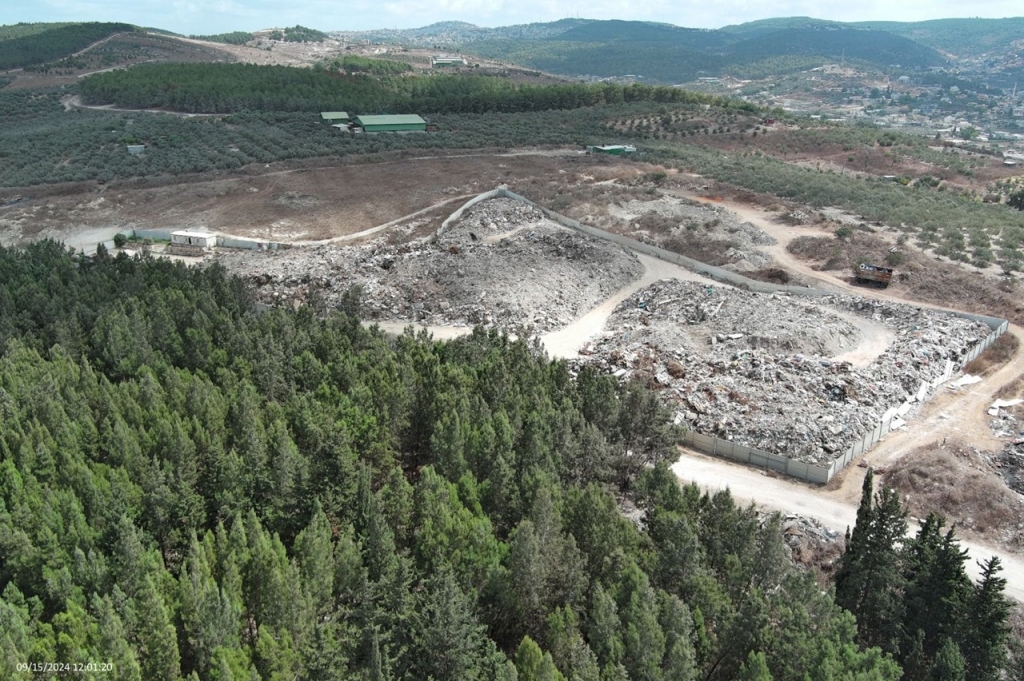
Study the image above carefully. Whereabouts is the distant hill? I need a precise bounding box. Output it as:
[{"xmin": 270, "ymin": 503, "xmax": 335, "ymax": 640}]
[
  {"xmin": 723, "ymin": 26, "xmax": 944, "ymax": 69},
  {"xmin": 718, "ymin": 17, "xmax": 844, "ymax": 38},
  {"xmin": 326, "ymin": 16, "xmax": 1024, "ymax": 82},
  {"xmin": 0, "ymin": 22, "xmax": 136, "ymax": 70},
  {"xmin": 852, "ymin": 17, "xmax": 1024, "ymax": 57},
  {"xmin": 455, "ymin": 19, "xmax": 944, "ymax": 82},
  {"xmin": 0, "ymin": 22, "xmax": 77, "ymax": 42}
]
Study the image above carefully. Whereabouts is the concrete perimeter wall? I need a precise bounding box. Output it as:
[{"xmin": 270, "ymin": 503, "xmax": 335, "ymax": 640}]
[{"xmin": 467, "ymin": 187, "xmax": 1011, "ymax": 484}]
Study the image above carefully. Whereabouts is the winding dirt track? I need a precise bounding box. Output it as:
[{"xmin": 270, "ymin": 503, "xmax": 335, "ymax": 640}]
[
  {"xmin": 671, "ymin": 190, "xmax": 1024, "ymax": 498},
  {"xmin": 366, "ymin": 181, "xmax": 1024, "ymax": 597},
  {"xmin": 661, "ymin": 188, "xmax": 1024, "ymax": 598}
]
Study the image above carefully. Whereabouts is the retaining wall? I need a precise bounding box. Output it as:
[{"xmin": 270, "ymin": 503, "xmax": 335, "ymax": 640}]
[
  {"xmin": 132, "ymin": 228, "xmax": 173, "ymax": 242},
  {"xmin": 463, "ymin": 187, "xmax": 1011, "ymax": 484}
]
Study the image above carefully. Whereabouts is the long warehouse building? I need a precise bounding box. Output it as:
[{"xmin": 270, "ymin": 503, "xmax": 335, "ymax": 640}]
[{"xmin": 353, "ymin": 114, "xmax": 427, "ymax": 132}]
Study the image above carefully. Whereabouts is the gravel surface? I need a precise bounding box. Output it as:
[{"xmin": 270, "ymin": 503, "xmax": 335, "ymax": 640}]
[
  {"xmin": 597, "ymin": 193, "xmax": 777, "ymax": 272},
  {"xmin": 217, "ymin": 198, "xmax": 643, "ymax": 332},
  {"xmin": 576, "ymin": 280, "xmax": 993, "ymax": 463}
]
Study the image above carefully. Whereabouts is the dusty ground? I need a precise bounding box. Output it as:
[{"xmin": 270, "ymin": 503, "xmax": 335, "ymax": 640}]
[
  {"xmin": 884, "ymin": 439, "xmax": 1024, "ymax": 551},
  {"xmin": 0, "ymin": 152, "xmax": 622, "ymax": 248}
]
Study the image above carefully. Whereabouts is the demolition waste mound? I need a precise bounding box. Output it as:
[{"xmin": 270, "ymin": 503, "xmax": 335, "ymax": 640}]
[
  {"xmin": 577, "ymin": 280, "xmax": 992, "ymax": 464},
  {"xmin": 219, "ymin": 198, "xmax": 643, "ymax": 331}
]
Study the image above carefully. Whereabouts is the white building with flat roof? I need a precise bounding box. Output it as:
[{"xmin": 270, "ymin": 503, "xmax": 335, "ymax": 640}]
[{"xmin": 171, "ymin": 231, "xmax": 217, "ymax": 249}]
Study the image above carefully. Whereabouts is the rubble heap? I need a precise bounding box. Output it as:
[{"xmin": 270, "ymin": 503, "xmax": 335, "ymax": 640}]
[
  {"xmin": 997, "ymin": 440, "xmax": 1024, "ymax": 495},
  {"xmin": 576, "ymin": 280, "xmax": 993, "ymax": 464},
  {"xmin": 604, "ymin": 195, "xmax": 777, "ymax": 272},
  {"xmin": 218, "ymin": 198, "xmax": 643, "ymax": 331}
]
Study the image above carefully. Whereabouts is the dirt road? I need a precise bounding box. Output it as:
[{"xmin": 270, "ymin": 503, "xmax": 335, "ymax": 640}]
[
  {"xmin": 671, "ymin": 449, "xmax": 1024, "ymax": 601},
  {"xmin": 542, "ymin": 253, "xmax": 717, "ymax": 358},
  {"xmin": 665, "ymin": 187, "xmax": 1024, "ymax": 501},
  {"xmin": 656, "ymin": 184, "xmax": 1024, "ymax": 598}
]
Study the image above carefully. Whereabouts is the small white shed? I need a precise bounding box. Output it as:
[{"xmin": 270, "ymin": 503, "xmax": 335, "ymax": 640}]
[{"xmin": 171, "ymin": 230, "xmax": 217, "ymax": 249}]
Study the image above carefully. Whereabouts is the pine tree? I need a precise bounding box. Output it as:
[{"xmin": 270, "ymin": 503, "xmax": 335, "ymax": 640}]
[
  {"xmin": 834, "ymin": 469, "xmax": 906, "ymax": 655},
  {"xmin": 927, "ymin": 637, "xmax": 966, "ymax": 681},
  {"xmin": 409, "ymin": 568, "xmax": 496, "ymax": 681},
  {"xmin": 959, "ymin": 556, "xmax": 1010, "ymax": 680},
  {"xmin": 737, "ymin": 650, "xmax": 773, "ymax": 681},
  {"xmin": 899, "ymin": 515, "xmax": 970, "ymax": 675}
]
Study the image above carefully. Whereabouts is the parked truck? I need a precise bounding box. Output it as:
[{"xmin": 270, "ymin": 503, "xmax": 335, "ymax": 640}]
[{"xmin": 854, "ymin": 263, "xmax": 894, "ymax": 288}]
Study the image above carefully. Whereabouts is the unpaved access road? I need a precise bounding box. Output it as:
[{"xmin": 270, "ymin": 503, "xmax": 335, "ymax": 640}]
[
  {"xmin": 666, "ymin": 186, "xmax": 1024, "ymax": 502},
  {"xmin": 660, "ymin": 183, "xmax": 1024, "ymax": 598},
  {"xmin": 367, "ymin": 252, "xmax": 720, "ymax": 357},
  {"xmin": 671, "ymin": 449, "xmax": 1024, "ymax": 601}
]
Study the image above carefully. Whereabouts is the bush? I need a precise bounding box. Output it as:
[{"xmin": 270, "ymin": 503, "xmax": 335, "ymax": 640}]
[
  {"xmin": 835, "ymin": 226, "xmax": 854, "ymax": 240},
  {"xmin": 113, "ymin": 233, "xmax": 128, "ymax": 249},
  {"xmin": 885, "ymin": 250, "xmax": 905, "ymax": 267}
]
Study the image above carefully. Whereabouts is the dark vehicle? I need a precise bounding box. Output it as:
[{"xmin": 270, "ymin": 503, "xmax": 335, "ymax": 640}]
[{"xmin": 854, "ymin": 263, "xmax": 893, "ymax": 288}]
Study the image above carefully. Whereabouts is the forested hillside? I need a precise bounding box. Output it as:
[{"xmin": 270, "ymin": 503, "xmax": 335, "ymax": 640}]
[
  {"xmin": 853, "ymin": 17, "xmax": 1024, "ymax": 57},
  {"xmin": 0, "ymin": 242, "xmax": 919, "ymax": 680},
  {"xmin": 0, "ymin": 23, "xmax": 76, "ymax": 42},
  {"xmin": 465, "ymin": 21, "xmax": 943, "ymax": 82},
  {"xmin": 189, "ymin": 32, "xmax": 252, "ymax": 45},
  {"xmin": 0, "ymin": 22, "xmax": 135, "ymax": 70},
  {"xmin": 79, "ymin": 63, "xmax": 757, "ymax": 114}
]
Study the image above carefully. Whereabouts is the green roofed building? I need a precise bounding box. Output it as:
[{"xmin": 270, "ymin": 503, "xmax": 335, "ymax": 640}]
[
  {"xmin": 353, "ymin": 114, "xmax": 427, "ymax": 132},
  {"xmin": 320, "ymin": 112, "xmax": 350, "ymax": 125}
]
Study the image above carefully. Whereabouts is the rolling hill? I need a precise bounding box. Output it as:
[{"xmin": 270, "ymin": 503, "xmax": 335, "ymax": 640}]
[
  {"xmin": 459, "ymin": 20, "xmax": 945, "ymax": 82},
  {"xmin": 853, "ymin": 17, "xmax": 1024, "ymax": 57},
  {"xmin": 0, "ymin": 22, "xmax": 135, "ymax": 70},
  {"xmin": 329, "ymin": 15, "xmax": 1024, "ymax": 82}
]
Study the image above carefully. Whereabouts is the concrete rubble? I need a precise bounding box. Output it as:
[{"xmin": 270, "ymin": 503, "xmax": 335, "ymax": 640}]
[
  {"xmin": 217, "ymin": 198, "xmax": 643, "ymax": 331},
  {"xmin": 574, "ymin": 280, "xmax": 993, "ymax": 464},
  {"xmin": 997, "ymin": 440, "xmax": 1024, "ymax": 495},
  {"xmin": 599, "ymin": 193, "xmax": 777, "ymax": 272}
]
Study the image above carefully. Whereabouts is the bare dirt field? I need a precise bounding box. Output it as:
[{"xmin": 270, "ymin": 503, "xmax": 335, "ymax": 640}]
[{"xmin": 0, "ymin": 152, "xmax": 626, "ymax": 248}]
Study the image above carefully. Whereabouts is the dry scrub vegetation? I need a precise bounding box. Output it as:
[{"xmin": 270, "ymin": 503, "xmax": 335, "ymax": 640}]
[
  {"xmin": 964, "ymin": 333, "xmax": 1021, "ymax": 376},
  {"xmin": 788, "ymin": 230, "xmax": 1024, "ymax": 324},
  {"xmin": 884, "ymin": 440, "xmax": 1024, "ymax": 551}
]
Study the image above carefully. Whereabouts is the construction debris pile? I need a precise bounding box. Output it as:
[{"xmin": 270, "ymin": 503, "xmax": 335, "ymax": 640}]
[
  {"xmin": 600, "ymin": 194, "xmax": 777, "ymax": 272},
  {"xmin": 576, "ymin": 280, "xmax": 993, "ymax": 464},
  {"xmin": 997, "ymin": 440, "xmax": 1024, "ymax": 495},
  {"xmin": 218, "ymin": 198, "xmax": 643, "ymax": 331}
]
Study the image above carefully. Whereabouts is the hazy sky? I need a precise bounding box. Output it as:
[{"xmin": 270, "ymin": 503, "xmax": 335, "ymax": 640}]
[{"xmin": 4, "ymin": 0, "xmax": 1023, "ymax": 35}]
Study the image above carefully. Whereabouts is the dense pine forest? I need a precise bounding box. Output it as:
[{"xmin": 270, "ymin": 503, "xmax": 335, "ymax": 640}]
[
  {"xmin": 835, "ymin": 471, "xmax": 1013, "ymax": 679},
  {"xmin": 79, "ymin": 63, "xmax": 758, "ymax": 115},
  {"xmin": 0, "ymin": 22, "xmax": 135, "ymax": 70},
  {"xmin": 0, "ymin": 242, "xmax": 974, "ymax": 680}
]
